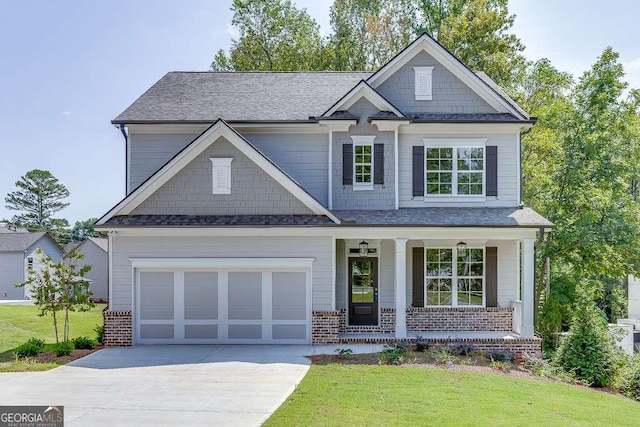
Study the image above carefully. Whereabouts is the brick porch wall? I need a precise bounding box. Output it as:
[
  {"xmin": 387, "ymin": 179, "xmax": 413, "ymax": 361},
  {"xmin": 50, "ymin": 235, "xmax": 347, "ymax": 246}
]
[
  {"xmin": 103, "ymin": 311, "xmax": 132, "ymax": 347},
  {"xmin": 312, "ymin": 311, "xmax": 341, "ymax": 344},
  {"xmin": 407, "ymin": 307, "xmax": 513, "ymax": 332},
  {"xmin": 339, "ymin": 308, "xmax": 396, "ymax": 334}
]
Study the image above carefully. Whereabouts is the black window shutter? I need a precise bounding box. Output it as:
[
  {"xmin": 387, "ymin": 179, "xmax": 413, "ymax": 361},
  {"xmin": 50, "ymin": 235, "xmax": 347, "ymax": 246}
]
[
  {"xmin": 486, "ymin": 246, "xmax": 498, "ymax": 307},
  {"xmin": 343, "ymin": 144, "xmax": 353, "ymax": 185},
  {"xmin": 412, "ymin": 247, "xmax": 425, "ymax": 307},
  {"xmin": 412, "ymin": 146, "xmax": 424, "ymax": 197},
  {"xmin": 374, "ymin": 143, "xmax": 384, "ymax": 185},
  {"xmin": 486, "ymin": 146, "xmax": 498, "ymax": 197}
]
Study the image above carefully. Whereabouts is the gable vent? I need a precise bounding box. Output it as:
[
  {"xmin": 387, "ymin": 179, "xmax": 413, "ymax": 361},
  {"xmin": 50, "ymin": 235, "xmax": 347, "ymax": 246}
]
[
  {"xmin": 210, "ymin": 158, "xmax": 233, "ymax": 194},
  {"xmin": 414, "ymin": 66, "xmax": 434, "ymax": 101}
]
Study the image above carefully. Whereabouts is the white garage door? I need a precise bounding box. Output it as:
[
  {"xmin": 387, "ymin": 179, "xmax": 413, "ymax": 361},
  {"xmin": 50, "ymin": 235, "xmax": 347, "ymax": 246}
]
[{"xmin": 133, "ymin": 258, "xmax": 312, "ymax": 344}]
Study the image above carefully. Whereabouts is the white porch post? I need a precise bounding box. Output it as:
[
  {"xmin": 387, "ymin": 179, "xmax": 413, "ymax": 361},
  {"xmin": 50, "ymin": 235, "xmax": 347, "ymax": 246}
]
[
  {"xmin": 394, "ymin": 238, "xmax": 408, "ymax": 338},
  {"xmin": 521, "ymin": 239, "xmax": 535, "ymax": 338}
]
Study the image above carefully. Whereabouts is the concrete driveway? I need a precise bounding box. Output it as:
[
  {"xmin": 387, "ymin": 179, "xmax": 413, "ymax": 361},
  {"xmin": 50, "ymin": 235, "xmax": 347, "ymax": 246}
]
[{"xmin": 0, "ymin": 345, "xmax": 315, "ymax": 426}]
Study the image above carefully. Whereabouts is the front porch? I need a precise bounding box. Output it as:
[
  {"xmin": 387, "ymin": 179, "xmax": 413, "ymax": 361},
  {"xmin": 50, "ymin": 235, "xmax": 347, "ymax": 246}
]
[{"xmin": 312, "ymin": 234, "xmax": 540, "ymax": 355}]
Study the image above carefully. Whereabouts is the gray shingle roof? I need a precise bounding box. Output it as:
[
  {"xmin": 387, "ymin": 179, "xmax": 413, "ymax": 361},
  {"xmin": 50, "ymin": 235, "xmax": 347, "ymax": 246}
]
[
  {"xmin": 0, "ymin": 232, "xmax": 48, "ymax": 252},
  {"xmin": 102, "ymin": 215, "xmax": 336, "ymax": 227},
  {"xmin": 113, "ymin": 72, "xmax": 372, "ymax": 123},
  {"xmin": 333, "ymin": 207, "xmax": 554, "ymax": 228},
  {"xmin": 408, "ymin": 113, "xmax": 524, "ymax": 122}
]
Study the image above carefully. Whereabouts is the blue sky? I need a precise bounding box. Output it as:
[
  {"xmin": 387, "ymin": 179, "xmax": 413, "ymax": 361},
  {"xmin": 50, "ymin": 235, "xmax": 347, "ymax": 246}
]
[{"xmin": 0, "ymin": 0, "xmax": 638, "ymax": 224}]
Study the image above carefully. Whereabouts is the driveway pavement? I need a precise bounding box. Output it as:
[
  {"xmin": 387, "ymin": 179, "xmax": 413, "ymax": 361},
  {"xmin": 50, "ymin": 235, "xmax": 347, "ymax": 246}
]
[{"xmin": 0, "ymin": 345, "xmax": 317, "ymax": 426}]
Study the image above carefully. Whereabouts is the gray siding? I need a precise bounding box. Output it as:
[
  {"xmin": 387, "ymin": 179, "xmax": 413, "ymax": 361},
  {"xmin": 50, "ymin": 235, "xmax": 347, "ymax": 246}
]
[
  {"xmin": 77, "ymin": 241, "xmax": 108, "ymax": 300},
  {"xmin": 129, "ymin": 132, "xmax": 199, "ymax": 191},
  {"xmin": 332, "ymin": 98, "xmax": 395, "ymax": 210},
  {"xmin": 379, "ymin": 240, "xmax": 395, "ymax": 308},
  {"xmin": 0, "ymin": 252, "xmax": 26, "ymax": 300},
  {"xmin": 335, "ymin": 240, "xmax": 346, "ymax": 310},
  {"xmin": 376, "ymin": 51, "xmax": 498, "ymax": 115},
  {"xmin": 131, "ymin": 136, "xmax": 314, "ymax": 216},
  {"xmin": 241, "ymin": 132, "xmax": 329, "ymax": 205},
  {"xmin": 399, "ymin": 131, "xmax": 519, "ymax": 207},
  {"xmin": 110, "ymin": 235, "xmax": 332, "ymax": 311}
]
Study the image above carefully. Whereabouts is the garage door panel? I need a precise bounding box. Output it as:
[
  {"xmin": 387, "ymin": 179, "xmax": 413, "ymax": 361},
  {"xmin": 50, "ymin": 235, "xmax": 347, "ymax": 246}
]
[
  {"xmin": 140, "ymin": 324, "xmax": 174, "ymax": 339},
  {"xmin": 272, "ymin": 272, "xmax": 307, "ymax": 321},
  {"xmin": 272, "ymin": 325, "xmax": 306, "ymax": 340},
  {"xmin": 228, "ymin": 272, "xmax": 262, "ymax": 320},
  {"xmin": 184, "ymin": 272, "xmax": 218, "ymax": 320},
  {"xmin": 140, "ymin": 272, "xmax": 174, "ymax": 320},
  {"xmin": 228, "ymin": 306, "xmax": 263, "ymax": 320},
  {"xmin": 185, "ymin": 324, "xmax": 218, "ymax": 339},
  {"xmin": 229, "ymin": 324, "xmax": 262, "ymax": 339}
]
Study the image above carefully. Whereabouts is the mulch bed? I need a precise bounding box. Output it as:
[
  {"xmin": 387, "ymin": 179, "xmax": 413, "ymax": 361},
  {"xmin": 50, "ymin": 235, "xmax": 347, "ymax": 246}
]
[{"xmin": 34, "ymin": 345, "xmax": 104, "ymax": 364}]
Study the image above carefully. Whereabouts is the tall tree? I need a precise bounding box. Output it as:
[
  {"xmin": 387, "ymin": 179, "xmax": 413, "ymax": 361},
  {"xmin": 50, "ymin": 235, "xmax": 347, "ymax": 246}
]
[
  {"xmin": 4, "ymin": 169, "xmax": 70, "ymax": 232},
  {"xmin": 211, "ymin": 0, "xmax": 325, "ymax": 71}
]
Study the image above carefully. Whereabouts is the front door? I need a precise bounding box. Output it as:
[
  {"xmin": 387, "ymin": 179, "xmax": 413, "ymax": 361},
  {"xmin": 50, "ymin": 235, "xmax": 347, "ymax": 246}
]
[{"xmin": 349, "ymin": 257, "xmax": 378, "ymax": 325}]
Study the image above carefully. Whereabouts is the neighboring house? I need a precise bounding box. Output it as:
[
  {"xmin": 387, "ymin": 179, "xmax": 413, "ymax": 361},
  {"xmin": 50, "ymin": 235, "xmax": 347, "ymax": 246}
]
[
  {"xmin": 0, "ymin": 226, "xmax": 64, "ymax": 300},
  {"xmin": 618, "ymin": 276, "xmax": 640, "ymax": 353},
  {"xmin": 96, "ymin": 34, "xmax": 553, "ymax": 353},
  {"xmin": 67, "ymin": 237, "xmax": 109, "ymax": 302}
]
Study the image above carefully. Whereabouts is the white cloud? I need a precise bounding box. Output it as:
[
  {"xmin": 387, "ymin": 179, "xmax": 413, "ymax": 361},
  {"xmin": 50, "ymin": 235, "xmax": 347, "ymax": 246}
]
[
  {"xmin": 625, "ymin": 57, "xmax": 640, "ymax": 73},
  {"xmin": 61, "ymin": 111, "xmax": 71, "ymax": 116}
]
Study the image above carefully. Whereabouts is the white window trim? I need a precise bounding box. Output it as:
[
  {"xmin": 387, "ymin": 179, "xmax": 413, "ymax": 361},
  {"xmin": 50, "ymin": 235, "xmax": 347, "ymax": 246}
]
[
  {"xmin": 423, "ymin": 138, "xmax": 487, "ymax": 202},
  {"xmin": 210, "ymin": 157, "xmax": 232, "ymax": 194},
  {"xmin": 351, "ymin": 136, "xmax": 375, "ymax": 191},
  {"xmin": 423, "ymin": 246, "xmax": 486, "ymax": 308},
  {"xmin": 414, "ymin": 66, "xmax": 434, "ymax": 101}
]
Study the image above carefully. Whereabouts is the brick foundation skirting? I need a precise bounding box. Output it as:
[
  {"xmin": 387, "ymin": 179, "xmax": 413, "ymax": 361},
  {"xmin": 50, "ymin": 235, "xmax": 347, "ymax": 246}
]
[
  {"xmin": 407, "ymin": 307, "xmax": 513, "ymax": 332},
  {"xmin": 103, "ymin": 311, "xmax": 132, "ymax": 347},
  {"xmin": 312, "ymin": 311, "xmax": 341, "ymax": 344},
  {"xmin": 339, "ymin": 308, "xmax": 396, "ymax": 334}
]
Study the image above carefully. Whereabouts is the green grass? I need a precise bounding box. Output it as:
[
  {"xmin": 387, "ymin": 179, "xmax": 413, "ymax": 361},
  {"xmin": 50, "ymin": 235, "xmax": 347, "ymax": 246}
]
[
  {"xmin": 265, "ymin": 364, "xmax": 640, "ymax": 427},
  {"xmin": 0, "ymin": 304, "xmax": 105, "ymax": 363}
]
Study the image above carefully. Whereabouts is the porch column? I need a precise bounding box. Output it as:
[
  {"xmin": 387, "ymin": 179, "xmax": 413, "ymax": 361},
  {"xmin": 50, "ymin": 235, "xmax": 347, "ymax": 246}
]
[
  {"xmin": 394, "ymin": 238, "xmax": 408, "ymax": 338},
  {"xmin": 521, "ymin": 239, "xmax": 535, "ymax": 338}
]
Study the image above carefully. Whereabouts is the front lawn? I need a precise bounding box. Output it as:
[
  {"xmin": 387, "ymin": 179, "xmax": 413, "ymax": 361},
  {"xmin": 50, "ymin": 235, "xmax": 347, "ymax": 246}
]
[
  {"xmin": 265, "ymin": 364, "xmax": 639, "ymax": 426},
  {"xmin": 0, "ymin": 304, "xmax": 105, "ymax": 363}
]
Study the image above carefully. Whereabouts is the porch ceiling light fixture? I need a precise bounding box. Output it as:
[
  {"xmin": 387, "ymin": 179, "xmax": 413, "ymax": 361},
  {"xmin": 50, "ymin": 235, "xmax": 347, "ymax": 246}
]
[
  {"xmin": 456, "ymin": 241, "xmax": 468, "ymax": 252},
  {"xmin": 359, "ymin": 240, "xmax": 369, "ymax": 257}
]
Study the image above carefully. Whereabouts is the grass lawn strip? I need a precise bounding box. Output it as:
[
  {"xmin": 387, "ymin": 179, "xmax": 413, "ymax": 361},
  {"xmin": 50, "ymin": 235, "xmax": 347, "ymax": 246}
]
[{"xmin": 265, "ymin": 357, "xmax": 639, "ymax": 426}]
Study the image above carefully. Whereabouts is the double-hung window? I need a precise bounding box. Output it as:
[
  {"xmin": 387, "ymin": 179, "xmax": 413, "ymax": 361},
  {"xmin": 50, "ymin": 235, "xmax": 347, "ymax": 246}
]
[
  {"xmin": 425, "ymin": 247, "xmax": 484, "ymax": 307},
  {"xmin": 424, "ymin": 139, "xmax": 487, "ymax": 197},
  {"xmin": 352, "ymin": 136, "xmax": 375, "ymax": 190}
]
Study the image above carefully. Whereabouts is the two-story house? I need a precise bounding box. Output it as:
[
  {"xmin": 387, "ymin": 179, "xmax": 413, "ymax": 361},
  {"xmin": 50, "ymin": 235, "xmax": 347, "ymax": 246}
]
[{"xmin": 96, "ymin": 34, "xmax": 552, "ymax": 354}]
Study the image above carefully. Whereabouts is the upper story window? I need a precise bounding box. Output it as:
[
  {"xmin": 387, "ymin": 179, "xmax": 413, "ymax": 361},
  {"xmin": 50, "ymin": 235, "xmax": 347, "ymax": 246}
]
[
  {"xmin": 414, "ymin": 66, "xmax": 434, "ymax": 100},
  {"xmin": 351, "ymin": 136, "xmax": 375, "ymax": 191},
  {"xmin": 210, "ymin": 158, "xmax": 233, "ymax": 194},
  {"xmin": 425, "ymin": 144, "xmax": 485, "ymax": 197},
  {"xmin": 27, "ymin": 257, "xmax": 34, "ymax": 270}
]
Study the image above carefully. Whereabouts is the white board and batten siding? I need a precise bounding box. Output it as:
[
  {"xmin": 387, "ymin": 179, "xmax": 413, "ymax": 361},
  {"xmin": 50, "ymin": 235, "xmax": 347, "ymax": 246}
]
[
  {"xmin": 111, "ymin": 236, "xmax": 333, "ymax": 344},
  {"xmin": 398, "ymin": 131, "xmax": 520, "ymax": 208}
]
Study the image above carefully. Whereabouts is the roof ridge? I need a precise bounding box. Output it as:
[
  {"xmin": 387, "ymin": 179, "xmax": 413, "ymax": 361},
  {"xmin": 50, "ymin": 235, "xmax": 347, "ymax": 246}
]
[{"xmin": 167, "ymin": 71, "xmax": 372, "ymax": 74}]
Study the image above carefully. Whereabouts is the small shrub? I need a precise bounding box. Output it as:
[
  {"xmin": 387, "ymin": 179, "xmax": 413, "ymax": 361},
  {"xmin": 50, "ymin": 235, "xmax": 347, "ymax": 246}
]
[
  {"xmin": 522, "ymin": 353, "xmax": 576, "ymax": 383},
  {"xmin": 54, "ymin": 341, "xmax": 75, "ymax": 357},
  {"xmin": 72, "ymin": 336, "xmax": 96, "ymax": 350},
  {"xmin": 451, "ymin": 342, "xmax": 475, "ymax": 356},
  {"xmin": 433, "ymin": 346, "xmax": 456, "ymax": 365},
  {"xmin": 554, "ymin": 285, "xmax": 623, "ymax": 387},
  {"xmin": 15, "ymin": 338, "xmax": 46, "ymax": 358},
  {"xmin": 378, "ymin": 342, "xmax": 409, "ymax": 365},
  {"xmin": 413, "ymin": 335, "xmax": 430, "ymax": 352},
  {"xmin": 614, "ymin": 355, "xmax": 640, "ymax": 401},
  {"xmin": 94, "ymin": 325, "xmax": 104, "ymax": 344},
  {"xmin": 334, "ymin": 348, "xmax": 353, "ymax": 359},
  {"xmin": 485, "ymin": 351, "xmax": 515, "ymax": 363},
  {"xmin": 490, "ymin": 360, "xmax": 512, "ymax": 373}
]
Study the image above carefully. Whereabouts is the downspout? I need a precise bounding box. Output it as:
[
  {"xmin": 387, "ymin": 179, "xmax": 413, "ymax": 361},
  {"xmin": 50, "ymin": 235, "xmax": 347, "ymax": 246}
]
[{"xmin": 119, "ymin": 124, "xmax": 128, "ymax": 195}]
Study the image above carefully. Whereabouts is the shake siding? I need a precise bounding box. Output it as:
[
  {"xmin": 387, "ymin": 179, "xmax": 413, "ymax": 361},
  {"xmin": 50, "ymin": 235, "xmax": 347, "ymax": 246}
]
[
  {"xmin": 375, "ymin": 51, "xmax": 498, "ymax": 114},
  {"xmin": 110, "ymin": 236, "xmax": 333, "ymax": 311},
  {"xmin": 332, "ymin": 98, "xmax": 395, "ymax": 210},
  {"xmin": 129, "ymin": 132, "xmax": 199, "ymax": 191},
  {"xmin": 241, "ymin": 132, "xmax": 329, "ymax": 205},
  {"xmin": 131, "ymin": 136, "xmax": 313, "ymax": 216},
  {"xmin": 398, "ymin": 132, "xmax": 519, "ymax": 207}
]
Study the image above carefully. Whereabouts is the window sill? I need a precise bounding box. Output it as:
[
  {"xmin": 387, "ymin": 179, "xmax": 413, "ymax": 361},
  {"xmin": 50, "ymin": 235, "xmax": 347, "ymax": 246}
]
[
  {"xmin": 353, "ymin": 184, "xmax": 374, "ymax": 191},
  {"xmin": 212, "ymin": 189, "xmax": 231, "ymax": 195},
  {"xmin": 423, "ymin": 196, "xmax": 486, "ymax": 203}
]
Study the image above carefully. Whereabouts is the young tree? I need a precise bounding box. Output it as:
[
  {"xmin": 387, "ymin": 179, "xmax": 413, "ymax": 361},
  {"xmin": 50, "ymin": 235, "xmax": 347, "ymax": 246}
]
[
  {"xmin": 211, "ymin": 0, "xmax": 326, "ymax": 71},
  {"xmin": 15, "ymin": 249, "xmax": 93, "ymax": 343},
  {"xmin": 4, "ymin": 169, "xmax": 70, "ymax": 233}
]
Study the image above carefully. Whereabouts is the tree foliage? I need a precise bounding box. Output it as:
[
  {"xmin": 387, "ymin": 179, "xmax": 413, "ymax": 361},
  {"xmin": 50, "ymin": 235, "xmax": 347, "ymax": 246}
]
[
  {"xmin": 4, "ymin": 169, "xmax": 70, "ymax": 233},
  {"xmin": 211, "ymin": 0, "xmax": 325, "ymax": 71}
]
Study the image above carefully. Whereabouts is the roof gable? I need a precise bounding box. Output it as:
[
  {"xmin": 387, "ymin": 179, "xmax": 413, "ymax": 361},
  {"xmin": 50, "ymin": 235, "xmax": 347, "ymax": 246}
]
[
  {"xmin": 0, "ymin": 231, "xmax": 63, "ymax": 254},
  {"xmin": 97, "ymin": 120, "xmax": 340, "ymax": 225},
  {"xmin": 323, "ymin": 80, "xmax": 404, "ymax": 118},
  {"xmin": 366, "ymin": 33, "xmax": 528, "ymax": 120}
]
